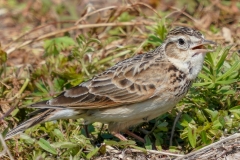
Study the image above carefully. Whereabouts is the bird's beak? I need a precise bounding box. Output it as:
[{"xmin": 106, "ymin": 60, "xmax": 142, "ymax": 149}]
[{"xmin": 191, "ymin": 39, "xmax": 216, "ymax": 53}]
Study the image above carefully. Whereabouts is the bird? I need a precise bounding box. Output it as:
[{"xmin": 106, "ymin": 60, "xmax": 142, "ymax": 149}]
[{"xmin": 5, "ymin": 26, "xmax": 216, "ymax": 142}]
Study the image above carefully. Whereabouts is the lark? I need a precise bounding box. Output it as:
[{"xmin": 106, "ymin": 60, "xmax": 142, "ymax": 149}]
[{"xmin": 5, "ymin": 27, "xmax": 216, "ymax": 142}]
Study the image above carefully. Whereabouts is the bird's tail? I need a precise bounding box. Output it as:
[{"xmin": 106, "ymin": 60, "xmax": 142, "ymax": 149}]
[{"xmin": 5, "ymin": 109, "xmax": 55, "ymax": 140}]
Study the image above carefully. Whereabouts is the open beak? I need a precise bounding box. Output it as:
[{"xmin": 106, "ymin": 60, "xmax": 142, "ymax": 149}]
[{"xmin": 191, "ymin": 39, "xmax": 217, "ymax": 54}]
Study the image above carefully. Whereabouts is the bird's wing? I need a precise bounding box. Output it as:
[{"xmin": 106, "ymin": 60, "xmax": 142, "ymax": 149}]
[{"xmin": 32, "ymin": 52, "xmax": 170, "ymax": 109}]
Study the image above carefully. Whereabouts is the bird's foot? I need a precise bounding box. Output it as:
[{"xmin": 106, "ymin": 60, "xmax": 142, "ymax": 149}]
[
  {"xmin": 111, "ymin": 130, "xmax": 145, "ymax": 143},
  {"xmin": 124, "ymin": 130, "xmax": 145, "ymax": 143}
]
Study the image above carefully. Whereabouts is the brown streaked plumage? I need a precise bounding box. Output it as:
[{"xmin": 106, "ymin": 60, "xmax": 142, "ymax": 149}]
[{"xmin": 5, "ymin": 27, "xmax": 216, "ymax": 141}]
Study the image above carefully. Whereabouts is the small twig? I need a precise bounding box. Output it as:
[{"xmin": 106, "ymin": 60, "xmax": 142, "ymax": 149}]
[
  {"xmin": 170, "ymin": 7, "xmax": 198, "ymax": 23},
  {"xmin": 146, "ymin": 149, "xmax": 184, "ymax": 157},
  {"xmin": 75, "ymin": 6, "xmax": 118, "ymax": 25},
  {"xmin": 75, "ymin": 2, "xmax": 161, "ymax": 26},
  {"xmin": 6, "ymin": 21, "xmax": 155, "ymax": 55},
  {"xmin": 0, "ymin": 81, "xmax": 11, "ymax": 89},
  {"xmin": 131, "ymin": 148, "xmax": 184, "ymax": 157},
  {"xmin": 164, "ymin": 11, "xmax": 182, "ymax": 19},
  {"xmin": 212, "ymin": 0, "xmax": 237, "ymax": 14},
  {"xmin": 0, "ymin": 134, "xmax": 14, "ymax": 160},
  {"xmin": 131, "ymin": 2, "xmax": 161, "ymax": 18},
  {"xmin": 4, "ymin": 21, "xmax": 76, "ymax": 50}
]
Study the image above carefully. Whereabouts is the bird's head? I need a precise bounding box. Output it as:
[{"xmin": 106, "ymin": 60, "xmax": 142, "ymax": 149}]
[
  {"xmin": 164, "ymin": 26, "xmax": 216, "ymax": 62},
  {"xmin": 163, "ymin": 27, "xmax": 216, "ymax": 79}
]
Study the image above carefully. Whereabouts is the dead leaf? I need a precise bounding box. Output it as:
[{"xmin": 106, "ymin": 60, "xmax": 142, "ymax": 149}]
[
  {"xmin": 0, "ymin": 103, "xmax": 11, "ymax": 113},
  {"xmin": 222, "ymin": 27, "xmax": 234, "ymax": 43}
]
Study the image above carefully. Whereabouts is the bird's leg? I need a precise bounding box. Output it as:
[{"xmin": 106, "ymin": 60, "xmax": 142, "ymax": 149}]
[
  {"xmin": 83, "ymin": 125, "xmax": 90, "ymax": 138},
  {"xmin": 124, "ymin": 130, "xmax": 145, "ymax": 143},
  {"xmin": 111, "ymin": 131, "xmax": 128, "ymax": 141},
  {"xmin": 111, "ymin": 130, "xmax": 145, "ymax": 143}
]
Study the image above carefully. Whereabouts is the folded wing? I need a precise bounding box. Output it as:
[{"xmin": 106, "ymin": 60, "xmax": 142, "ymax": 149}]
[{"xmin": 32, "ymin": 53, "xmax": 169, "ymax": 109}]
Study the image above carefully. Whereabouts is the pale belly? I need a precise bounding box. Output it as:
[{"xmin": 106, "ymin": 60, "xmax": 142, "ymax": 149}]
[
  {"xmin": 49, "ymin": 89, "xmax": 188, "ymax": 132},
  {"xmin": 83, "ymin": 95, "xmax": 183, "ymax": 124}
]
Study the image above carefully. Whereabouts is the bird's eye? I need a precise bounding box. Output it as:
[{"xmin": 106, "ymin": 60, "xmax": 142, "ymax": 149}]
[{"xmin": 178, "ymin": 38, "xmax": 185, "ymax": 45}]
